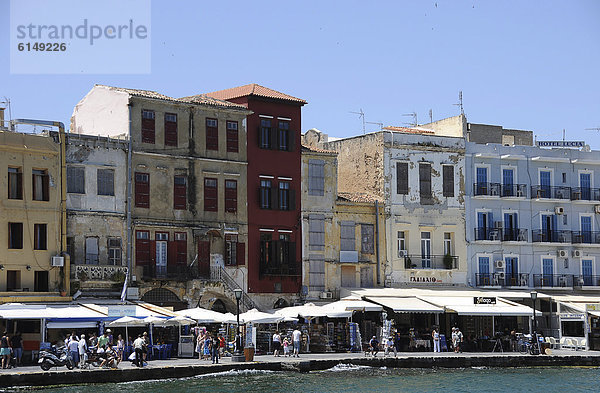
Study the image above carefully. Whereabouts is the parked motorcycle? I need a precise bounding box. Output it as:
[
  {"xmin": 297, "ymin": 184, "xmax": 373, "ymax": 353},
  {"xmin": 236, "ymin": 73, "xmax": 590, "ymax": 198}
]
[{"xmin": 38, "ymin": 345, "xmax": 75, "ymax": 371}]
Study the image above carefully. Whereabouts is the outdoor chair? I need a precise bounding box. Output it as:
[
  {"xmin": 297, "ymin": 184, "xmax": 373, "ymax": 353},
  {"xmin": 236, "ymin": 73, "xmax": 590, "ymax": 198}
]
[
  {"xmin": 559, "ymin": 337, "xmax": 566, "ymax": 349},
  {"xmin": 547, "ymin": 337, "xmax": 558, "ymax": 349},
  {"xmin": 579, "ymin": 339, "xmax": 587, "ymax": 351}
]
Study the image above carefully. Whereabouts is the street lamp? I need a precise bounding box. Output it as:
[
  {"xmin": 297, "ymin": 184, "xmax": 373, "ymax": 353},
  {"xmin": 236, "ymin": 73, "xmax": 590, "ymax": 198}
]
[
  {"xmin": 530, "ymin": 291, "xmax": 538, "ymax": 334},
  {"xmin": 232, "ymin": 288, "xmax": 245, "ymax": 362}
]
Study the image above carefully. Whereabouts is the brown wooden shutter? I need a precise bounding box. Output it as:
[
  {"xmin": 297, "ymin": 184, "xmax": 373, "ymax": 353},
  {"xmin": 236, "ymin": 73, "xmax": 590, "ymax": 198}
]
[
  {"xmin": 270, "ymin": 128, "xmax": 277, "ymax": 150},
  {"xmin": 288, "ymin": 130, "xmax": 294, "ymax": 152},
  {"xmin": 443, "ymin": 166, "xmax": 454, "ymax": 197},
  {"xmin": 167, "ymin": 240, "xmax": 176, "ymax": 266},
  {"xmin": 396, "ymin": 163, "xmax": 408, "ymax": 194},
  {"xmin": 289, "ymin": 189, "xmax": 296, "ymax": 210},
  {"xmin": 150, "ymin": 240, "xmax": 156, "ymax": 266},
  {"xmin": 271, "ymin": 185, "xmax": 278, "ymax": 210},
  {"xmin": 236, "ymin": 242, "xmax": 245, "ymax": 266},
  {"xmin": 198, "ymin": 240, "xmax": 210, "ymax": 277}
]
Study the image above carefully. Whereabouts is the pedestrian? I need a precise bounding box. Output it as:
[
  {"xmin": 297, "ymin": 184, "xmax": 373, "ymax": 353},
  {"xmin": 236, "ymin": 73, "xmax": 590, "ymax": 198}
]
[
  {"xmin": 68, "ymin": 334, "xmax": 80, "ymax": 366},
  {"xmin": 292, "ymin": 328, "xmax": 301, "ymax": 357},
  {"xmin": 0, "ymin": 331, "xmax": 11, "ymax": 369},
  {"xmin": 89, "ymin": 333, "xmax": 98, "ymax": 348},
  {"xmin": 10, "ymin": 332, "xmax": 23, "ymax": 367},
  {"xmin": 369, "ymin": 336, "xmax": 379, "ymax": 357},
  {"xmin": 455, "ymin": 328, "xmax": 463, "ymax": 353},
  {"xmin": 283, "ymin": 337, "xmax": 290, "ymax": 357},
  {"xmin": 142, "ymin": 332, "xmax": 150, "ymax": 361},
  {"xmin": 451, "ymin": 327, "xmax": 458, "ymax": 352},
  {"xmin": 133, "ymin": 334, "xmax": 145, "ymax": 367},
  {"xmin": 116, "ymin": 334, "xmax": 124, "ymax": 361},
  {"xmin": 98, "ymin": 330, "xmax": 110, "ymax": 351},
  {"xmin": 196, "ymin": 332, "xmax": 203, "ymax": 360},
  {"xmin": 78, "ymin": 334, "xmax": 88, "ymax": 368},
  {"xmin": 432, "ymin": 328, "xmax": 441, "ymax": 353},
  {"xmin": 385, "ymin": 336, "xmax": 397, "ymax": 357},
  {"xmin": 272, "ymin": 330, "xmax": 282, "ymax": 357},
  {"xmin": 211, "ymin": 334, "xmax": 220, "ymax": 364},
  {"xmin": 203, "ymin": 334, "xmax": 211, "ymax": 360},
  {"xmin": 218, "ymin": 334, "xmax": 226, "ymax": 356}
]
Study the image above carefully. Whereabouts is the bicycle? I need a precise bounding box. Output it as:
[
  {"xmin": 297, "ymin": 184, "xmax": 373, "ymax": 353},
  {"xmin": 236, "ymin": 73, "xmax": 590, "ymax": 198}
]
[{"xmin": 517, "ymin": 338, "xmax": 540, "ymax": 355}]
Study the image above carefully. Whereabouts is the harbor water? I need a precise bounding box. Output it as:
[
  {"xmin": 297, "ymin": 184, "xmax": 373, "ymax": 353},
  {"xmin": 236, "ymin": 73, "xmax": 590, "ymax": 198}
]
[{"xmin": 12, "ymin": 365, "xmax": 600, "ymax": 393}]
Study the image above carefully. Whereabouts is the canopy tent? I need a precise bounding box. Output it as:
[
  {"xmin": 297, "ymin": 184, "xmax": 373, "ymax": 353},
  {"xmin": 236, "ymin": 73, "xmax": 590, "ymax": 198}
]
[
  {"xmin": 0, "ymin": 303, "xmax": 109, "ymax": 320},
  {"xmin": 108, "ymin": 316, "xmax": 147, "ymax": 327},
  {"xmin": 419, "ymin": 296, "xmax": 541, "ymax": 317},
  {"xmin": 275, "ymin": 303, "xmax": 328, "ymax": 320},
  {"xmin": 175, "ymin": 307, "xmax": 237, "ymax": 324},
  {"xmin": 159, "ymin": 316, "xmax": 196, "ymax": 327},
  {"xmin": 239, "ymin": 309, "xmax": 283, "ymax": 324},
  {"xmin": 365, "ymin": 296, "xmax": 443, "ymax": 313},
  {"xmin": 317, "ymin": 302, "xmax": 354, "ymax": 319},
  {"xmin": 337, "ymin": 298, "xmax": 383, "ymax": 312}
]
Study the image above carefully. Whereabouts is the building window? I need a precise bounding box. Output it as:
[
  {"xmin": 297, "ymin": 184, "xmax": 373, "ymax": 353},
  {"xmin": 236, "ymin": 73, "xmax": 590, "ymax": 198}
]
[
  {"xmin": 97, "ymin": 168, "xmax": 114, "ymax": 196},
  {"xmin": 135, "ymin": 172, "xmax": 150, "ymax": 208},
  {"xmin": 141, "ymin": 109, "xmax": 155, "ymax": 144},
  {"xmin": 67, "ymin": 166, "xmax": 85, "ymax": 194},
  {"xmin": 225, "ymin": 179, "xmax": 237, "ymax": 213},
  {"xmin": 309, "ymin": 255, "xmax": 325, "ymax": 291},
  {"xmin": 397, "ymin": 231, "xmax": 406, "ymax": 257},
  {"xmin": 34, "ymin": 271, "xmax": 49, "ymax": 292},
  {"xmin": 8, "ymin": 222, "xmax": 23, "ymax": 249},
  {"xmin": 443, "ymin": 165, "xmax": 454, "ymax": 197},
  {"xmin": 444, "ymin": 232, "xmax": 453, "ymax": 255},
  {"xmin": 308, "ymin": 159, "xmax": 325, "ymax": 196},
  {"xmin": 175, "ymin": 232, "xmax": 187, "ymax": 264},
  {"xmin": 226, "ymin": 121, "xmax": 239, "ymax": 152},
  {"xmin": 278, "ymin": 120, "xmax": 290, "ymax": 151},
  {"xmin": 174, "ymin": 175, "xmax": 187, "ymax": 210},
  {"xmin": 6, "ymin": 271, "xmax": 20, "ymax": 291},
  {"xmin": 108, "ymin": 237, "xmax": 122, "ymax": 265},
  {"xmin": 279, "ymin": 181, "xmax": 290, "ymax": 210},
  {"xmin": 204, "ymin": 178, "xmax": 218, "ymax": 211},
  {"xmin": 8, "ymin": 167, "xmax": 23, "ymax": 199},
  {"xmin": 361, "ymin": 224, "xmax": 374, "ymax": 254},
  {"xmin": 225, "ymin": 234, "xmax": 238, "ymax": 266},
  {"xmin": 396, "ymin": 162, "xmax": 408, "ymax": 194},
  {"xmin": 340, "ymin": 221, "xmax": 355, "ymax": 251},
  {"xmin": 259, "ymin": 119, "xmax": 272, "ymax": 149},
  {"xmin": 309, "ymin": 214, "xmax": 325, "ymax": 251},
  {"xmin": 260, "ymin": 179, "xmax": 272, "ymax": 209},
  {"xmin": 206, "ymin": 118, "xmax": 218, "ymax": 150},
  {"xmin": 85, "ymin": 237, "xmax": 99, "ymax": 265},
  {"xmin": 164, "ymin": 113, "xmax": 178, "ymax": 147},
  {"xmin": 421, "ymin": 232, "xmax": 431, "ymax": 268},
  {"xmin": 32, "ymin": 169, "xmax": 49, "ymax": 201},
  {"xmin": 34, "ymin": 224, "xmax": 47, "ymax": 250},
  {"xmin": 419, "ymin": 163, "xmax": 432, "ymax": 204},
  {"xmin": 66, "ymin": 236, "xmax": 75, "ymax": 260},
  {"xmin": 135, "ymin": 230, "xmax": 150, "ymax": 266}
]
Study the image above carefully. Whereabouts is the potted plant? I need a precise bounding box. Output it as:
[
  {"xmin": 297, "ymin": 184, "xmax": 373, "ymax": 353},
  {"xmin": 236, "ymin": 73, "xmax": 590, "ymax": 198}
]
[{"xmin": 443, "ymin": 253, "xmax": 454, "ymax": 269}]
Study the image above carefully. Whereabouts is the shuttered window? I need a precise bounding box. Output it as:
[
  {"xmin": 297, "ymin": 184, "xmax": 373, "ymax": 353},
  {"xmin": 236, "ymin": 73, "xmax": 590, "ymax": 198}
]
[
  {"xmin": 225, "ymin": 180, "xmax": 237, "ymax": 213},
  {"xmin": 226, "ymin": 121, "xmax": 238, "ymax": 152},
  {"xmin": 340, "ymin": 221, "xmax": 356, "ymax": 251},
  {"xmin": 135, "ymin": 230, "xmax": 150, "ymax": 265},
  {"xmin": 164, "ymin": 113, "xmax": 177, "ymax": 147},
  {"xmin": 8, "ymin": 167, "xmax": 23, "ymax": 200},
  {"xmin": 259, "ymin": 119, "xmax": 271, "ymax": 149},
  {"xmin": 67, "ymin": 166, "xmax": 85, "ymax": 194},
  {"xmin": 309, "ymin": 214, "xmax": 325, "ymax": 251},
  {"xmin": 361, "ymin": 224, "xmax": 374, "ymax": 254},
  {"xmin": 308, "ymin": 159, "xmax": 325, "ymax": 196},
  {"xmin": 309, "ymin": 255, "xmax": 325, "ymax": 291},
  {"xmin": 443, "ymin": 165, "xmax": 454, "ymax": 197},
  {"xmin": 135, "ymin": 172, "xmax": 150, "ymax": 208},
  {"xmin": 174, "ymin": 232, "xmax": 187, "ymax": 264},
  {"xmin": 141, "ymin": 109, "xmax": 155, "ymax": 144},
  {"xmin": 174, "ymin": 175, "xmax": 187, "ymax": 210},
  {"xmin": 396, "ymin": 162, "xmax": 408, "ymax": 194},
  {"xmin": 204, "ymin": 178, "xmax": 218, "ymax": 211},
  {"xmin": 260, "ymin": 179, "xmax": 272, "ymax": 209},
  {"xmin": 419, "ymin": 163, "xmax": 433, "ymax": 205},
  {"xmin": 206, "ymin": 118, "xmax": 218, "ymax": 150},
  {"xmin": 32, "ymin": 169, "xmax": 49, "ymax": 201},
  {"xmin": 97, "ymin": 169, "xmax": 114, "ymax": 196}
]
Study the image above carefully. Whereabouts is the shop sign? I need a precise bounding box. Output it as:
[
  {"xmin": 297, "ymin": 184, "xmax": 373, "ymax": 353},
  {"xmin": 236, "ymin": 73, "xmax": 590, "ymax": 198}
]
[
  {"xmin": 473, "ymin": 297, "xmax": 496, "ymax": 305},
  {"xmin": 409, "ymin": 276, "xmax": 442, "ymax": 283},
  {"xmin": 586, "ymin": 304, "xmax": 600, "ymax": 311},
  {"xmin": 560, "ymin": 313, "xmax": 585, "ymax": 320},
  {"xmin": 107, "ymin": 305, "xmax": 137, "ymax": 317},
  {"xmin": 536, "ymin": 140, "xmax": 585, "ymax": 148}
]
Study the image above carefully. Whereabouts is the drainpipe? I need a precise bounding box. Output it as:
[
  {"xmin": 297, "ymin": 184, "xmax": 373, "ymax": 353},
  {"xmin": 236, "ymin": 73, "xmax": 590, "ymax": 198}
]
[
  {"xmin": 126, "ymin": 103, "xmax": 133, "ymax": 293},
  {"xmin": 13, "ymin": 119, "xmax": 68, "ymax": 294},
  {"xmin": 375, "ymin": 200, "xmax": 381, "ymax": 285}
]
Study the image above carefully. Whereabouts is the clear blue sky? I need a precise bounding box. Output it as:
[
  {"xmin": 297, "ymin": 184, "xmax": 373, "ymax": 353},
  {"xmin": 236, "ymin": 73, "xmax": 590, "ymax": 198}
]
[{"xmin": 1, "ymin": 0, "xmax": 599, "ymax": 145}]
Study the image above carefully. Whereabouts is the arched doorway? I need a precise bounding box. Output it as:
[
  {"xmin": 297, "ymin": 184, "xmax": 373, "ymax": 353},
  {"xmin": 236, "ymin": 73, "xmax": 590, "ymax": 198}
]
[
  {"xmin": 141, "ymin": 288, "xmax": 187, "ymax": 310},
  {"xmin": 273, "ymin": 298, "xmax": 289, "ymax": 309},
  {"xmin": 210, "ymin": 299, "xmax": 228, "ymax": 313}
]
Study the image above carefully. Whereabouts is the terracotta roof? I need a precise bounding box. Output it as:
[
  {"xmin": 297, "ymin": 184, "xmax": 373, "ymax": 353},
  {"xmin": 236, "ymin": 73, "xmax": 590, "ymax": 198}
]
[
  {"xmin": 301, "ymin": 143, "xmax": 337, "ymax": 154},
  {"xmin": 337, "ymin": 192, "xmax": 383, "ymax": 203},
  {"xmin": 96, "ymin": 85, "xmax": 247, "ymax": 110},
  {"xmin": 382, "ymin": 126, "xmax": 435, "ymax": 135},
  {"xmin": 202, "ymin": 83, "xmax": 307, "ymax": 104}
]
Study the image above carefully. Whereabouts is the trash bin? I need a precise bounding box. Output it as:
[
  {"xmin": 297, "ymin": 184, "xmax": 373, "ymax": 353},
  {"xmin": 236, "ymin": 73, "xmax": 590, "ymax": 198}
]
[{"xmin": 244, "ymin": 346, "xmax": 255, "ymax": 362}]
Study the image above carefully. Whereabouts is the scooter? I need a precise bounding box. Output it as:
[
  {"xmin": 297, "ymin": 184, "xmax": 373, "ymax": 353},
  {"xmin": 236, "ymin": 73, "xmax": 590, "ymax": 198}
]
[{"xmin": 38, "ymin": 345, "xmax": 75, "ymax": 371}]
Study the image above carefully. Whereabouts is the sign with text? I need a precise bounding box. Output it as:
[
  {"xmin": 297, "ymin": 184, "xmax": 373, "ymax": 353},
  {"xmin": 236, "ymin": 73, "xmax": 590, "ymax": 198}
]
[
  {"xmin": 108, "ymin": 305, "xmax": 137, "ymax": 317},
  {"xmin": 474, "ymin": 297, "xmax": 496, "ymax": 305},
  {"xmin": 536, "ymin": 141, "xmax": 585, "ymax": 148}
]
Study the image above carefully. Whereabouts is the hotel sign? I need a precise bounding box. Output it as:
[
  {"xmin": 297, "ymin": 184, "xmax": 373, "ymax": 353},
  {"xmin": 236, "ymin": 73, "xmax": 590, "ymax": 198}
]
[
  {"xmin": 536, "ymin": 141, "xmax": 585, "ymax": 148},
  {"xmin": 474, "ymin": 297, "xmax": 496, "ymax": 305}
]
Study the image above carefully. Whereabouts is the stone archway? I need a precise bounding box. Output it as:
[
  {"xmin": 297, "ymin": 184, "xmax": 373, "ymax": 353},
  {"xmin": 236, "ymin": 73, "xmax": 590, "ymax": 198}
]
[
  {"xmin": 141, "ymin": 288, "xmax": 187, "ymax": 311},
  {"xmin": 273, "ymin": 298, "xmax": 289, "ymax": 309},
  {"xmin": 210, "ymin": 299, "xmax": 227, "ymax": 313}
]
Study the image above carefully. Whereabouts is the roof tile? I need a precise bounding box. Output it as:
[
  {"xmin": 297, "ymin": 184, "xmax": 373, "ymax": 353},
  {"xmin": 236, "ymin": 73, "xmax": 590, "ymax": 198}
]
[{"xmin": 202, "ymin": 83, "xmax": 307, "ymax": 104}]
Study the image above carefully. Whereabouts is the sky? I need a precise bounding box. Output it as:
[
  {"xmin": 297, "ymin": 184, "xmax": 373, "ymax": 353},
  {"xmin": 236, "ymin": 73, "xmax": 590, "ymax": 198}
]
[{"xmin": 1, "ymin": 0, "xmax": 599, "ymax": 146}]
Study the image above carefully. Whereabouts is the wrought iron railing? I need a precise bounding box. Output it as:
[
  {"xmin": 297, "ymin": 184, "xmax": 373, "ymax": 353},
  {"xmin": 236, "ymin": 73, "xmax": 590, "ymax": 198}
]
[
  {"xmin": 533, "ymin": 274, "xmax": 574, "ymax": 288},
  {"xmin": 210, "ymin": 265, "xmax": 257, "ymax": 311},
  {"xmin": 503, "ymin": 228, "xmax": 528, "ymax": 242},
  {"xmin": 574, "ymin": 275, "xmax": 600, "ymax": 287},
  {"xmin": 571, "ymin": 187, "xmax": 600, "ymax": 201},
  {"xmin": 500, "ymin": 184, "xmax": 528, "ymax": 198},
  {"xmin": 74, "ymin": 264, "xmax": 128, "ymax": 280},
  {"xmin": 141, "ymin": 265, "xmax": 201, "ymax": 281},
  {"xmin": 403, "ymin": 254, "xmax": 458, "ymax": 269},
  {"xmin": 571, "ymin": 231, "xmax": 600, "ymax": 244},
  {"xmin": 473, "ymin": 182, "xmax": 501, "ymax": 196},
  {"xmin": 531, "ymin": 185, "xmax": 571, "ymax": 199},
  {"xmin": 531, "ymin": 230, "xmax": 572, "ymax": 243},
  {"xmin": 476, "ymin": 273, "xmax": 529, "ymax": 287},
  {"xmin": 474, "ymin": 227, "xmax": 502, "ymax": 241}
]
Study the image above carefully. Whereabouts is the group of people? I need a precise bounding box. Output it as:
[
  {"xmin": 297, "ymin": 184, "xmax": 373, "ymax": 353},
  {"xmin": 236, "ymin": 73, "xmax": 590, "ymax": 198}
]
[
  {"xmin": 366, "ymin": 326, "xmax": 465, "ymax": 356},
  {"xmin": 271, "ymin": 328, "xmax": 302, "ymax": 358},
  {"xmin": 1, "ymin": 331, "xmax": 22, "ymax": 369},
  {"xmin": 64, "ymin": 329, "xmax": 129, "ymax": 369},
  {"xmin": 195, "ymin": 330, "xmax": 225, "ymax": 364}
]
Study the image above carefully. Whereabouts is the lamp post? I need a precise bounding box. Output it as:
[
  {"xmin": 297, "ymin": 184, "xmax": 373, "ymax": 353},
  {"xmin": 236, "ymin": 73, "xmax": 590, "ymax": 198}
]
[
  {"xmin": 531, "ymin": 291, "xmax": 539, "ymax": 354},
  {"xmin": 232, "ymin": 288, "xmax": 245, "ymax": 362}
]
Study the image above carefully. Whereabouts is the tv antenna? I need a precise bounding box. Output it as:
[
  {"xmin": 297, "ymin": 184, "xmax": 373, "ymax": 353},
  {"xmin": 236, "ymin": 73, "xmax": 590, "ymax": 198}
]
[
  {"xmin": 585, "ymin": 127, "xmax": 600, "ymax": 132},
  {"xmin": 366, "ymin": 121, "xmax": 383, "ymax": 132},
  {"xmin": 350, "ymin": 109, "xmax": 365, "ymax": 134},
  {"xmin": 429, "ymin": 109, "xmax": 433, "ymax": 123},
  {"xmin": 402, "ymin": 112, "xmax": 418, "ymax": 127},
  {"xmin": 453, "ymin": 91, "xmax": 464, "ymax": 115}
]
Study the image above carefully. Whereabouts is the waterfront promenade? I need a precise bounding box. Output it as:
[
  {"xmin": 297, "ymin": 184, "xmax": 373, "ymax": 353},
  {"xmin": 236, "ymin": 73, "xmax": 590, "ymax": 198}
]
[{"xmin": 2, "ymin": 350, "xmax": 600, "ymax": 389}]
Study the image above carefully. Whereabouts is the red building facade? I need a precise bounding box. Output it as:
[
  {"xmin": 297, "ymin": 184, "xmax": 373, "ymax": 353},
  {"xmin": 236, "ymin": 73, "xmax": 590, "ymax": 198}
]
[{"xmin": 207, "ymin": 84, "xmax": 306, "ymax": 294}]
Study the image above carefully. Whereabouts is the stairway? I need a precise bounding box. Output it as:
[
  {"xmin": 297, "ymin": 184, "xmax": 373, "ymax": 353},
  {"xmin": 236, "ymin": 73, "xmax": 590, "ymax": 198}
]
[{"xmin": 210, "ymin": 265, "xmax": 258, "ymax": 312}]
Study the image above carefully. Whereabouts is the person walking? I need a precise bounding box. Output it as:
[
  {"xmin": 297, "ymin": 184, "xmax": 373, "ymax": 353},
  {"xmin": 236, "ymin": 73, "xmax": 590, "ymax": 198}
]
[
  {"xmin": 116, "ymin": 334, "xmax": 125, "ymax": 361},
  {"xmin": 10, "ymin": 332, "xmax": 23, "ymax": 367},
  {"xmin": 0, "ymin": 331, "xmax": 11, "ymax": 369},
  {"xmin": 68, "ymin": 334, "xmax": 80, "ymax": 367},
  {"xmin": 432, "ymin": 328, "xmax": 441, "ymax": 353},
  {"xmin": 292, "ymin": 328, "xmax": 301, "ymax": 358},
  {"xmin": 218, "ymin": 334, "xmax": 226, "ymax": 357},
  {"xmin": 133, "ymin": 334, "xmax": 145, "ymax": 367},
  {"xmin": 272, "ymin": 331, "xmax": 282, "ymax": 357},
  {"xmin": 211, "ymin": 334, "xmax": 220, "ymax": 364},
  {"xmin": 196, "ymin": 332, "xmax": 204, "ymax": 360},
  {"xmin": 455, "ymin": 328, "xmax": 464, "ymax": 353},
  {"xmin": 78, "ymin": 334, "xmax": 88, "ymax": 368},
  {"xmin": 283, "ymin": 337, "xmax": 290, "ymax": 357}
]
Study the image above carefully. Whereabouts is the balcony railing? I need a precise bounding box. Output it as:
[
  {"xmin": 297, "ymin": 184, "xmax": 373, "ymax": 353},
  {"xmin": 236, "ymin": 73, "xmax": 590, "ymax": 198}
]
[
  {"xmin": 260, "ymin": 265, "xmax": 301, "ymax": 277},
  {"xmin": 571, "ymin": 187, "xmax": 600, "ymax": 201},
  {"xmin": 141, "ymin": 265, "xmax": 203, "ymax": 281},
  {"xmin": 533, "ymin": 274, "xmax": 574, "ymax": 288},
  {"xmin": 476, "ymin": 273, "xmax": 529, "ymax": 287},
  {"xmin": 574, "ymin": 275, "xmax": 600, "ymax": 287},
  {"xmin": 473, "ymin": 182, "xmax": 501, "ymax": 196},
  {"xmin": 500, "ymin": 184, "xmax": 528, "ymax": 198},
  {"xmin": 474, "ymin": 228, "xmax": 528, "ymax": 242},
  {"xmin": 474, "ymin": 227, "xmax": 502, "ymax": 241},
  {"xmin": 74, "ymin": 264, "xmax": 128, "ymax": 280},
  {"xmin": 531, "ymin": 230, "xmax": 572, "ymax": 243},
  {"xmin": 503, "ymin": 228, "xmax": 528, "ymax": 242},
  {"xmin": 572, "ymin": 231, "xmax": 600, "ymax": 244},
  {"xmin": 403, "ymin": 254, "xmax": 458, "ymax": 269},
  {"xmin": 531, "ymin": 185, "xmax": 571, "ymax": 199}
]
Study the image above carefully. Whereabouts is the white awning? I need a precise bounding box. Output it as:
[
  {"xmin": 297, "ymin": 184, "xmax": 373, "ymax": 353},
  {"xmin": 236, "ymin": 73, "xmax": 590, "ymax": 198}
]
[
  {"xmin": 46, "ymin": 321, "xmax": 98, "ymax": 329},
  {"xmin": 589, "ymin": 311, "xmax": 600, "ymax": 317},
  {"xmin": 366, "ymin": 297, "xmax": 444, "ymax": 313},
  {"xmin": 420, "ymin": 296, "xmax": 541, "ymax": 317},
  {"xmin": 337, "ymin": 299, "xmax": 383, "ymax": 312}
]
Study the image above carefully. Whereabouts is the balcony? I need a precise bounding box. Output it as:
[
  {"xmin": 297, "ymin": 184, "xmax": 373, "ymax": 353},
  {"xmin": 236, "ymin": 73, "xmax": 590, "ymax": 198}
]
[
  {"xmin": 571, "ymin": 187, "xmax": 600, "ymax": 201},
  {"xmin": 260, "ymin": 265, "xmax": 301, "ymax": 277},
  {"xmin": 500, "ymin": 184, "xmax": 528, "ymax": 198},
  {"xmin": 531, "ymin": 185, "xmax": 571, "ymax": 200},
  {"xmin": 403, "ymin": 254, "xmax": 458, "ymax": 269},
  {"xmin": 474, "ymin": 227, "xmax": 502, "ymax": 241},
  {"xmin": 476, "ymin": 273, "xmax": 529, "ymax": 287},
  {"xmin": 74, "ymin": 264, "xmax": 128, "ymax": 280},
  {"xmin": 141, "ymin": 265, "xmax": 203, "ymax": 281},
  {"xmin": 503, "ymin": 228, "xmax": 528, "ymax": 242},
  {"xmin": 531, "ymin": 230, "xmax": 572, "ymax": 243},
  {"xmin": 574, "ymin": 275, "xmax": 600, "ymax": 287},
  {"xmin": 473, "ymin": 182, "xmax": 501, "ymax": 197},
  {"xmin": 572, "ymin": 231, "xmax": 600, "ymax": 244},
  {"xmin": 533, "ymin": 274, "xmax": 574, "ymax": 288}
]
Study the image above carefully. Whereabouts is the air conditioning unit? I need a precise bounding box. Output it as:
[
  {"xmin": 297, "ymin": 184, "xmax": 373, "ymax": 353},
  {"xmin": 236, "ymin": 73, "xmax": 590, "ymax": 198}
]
[
  {"xmin": 398, "ymin": 250, "xmax": 408, "ymax": 257},
  {"xmin": 494, "ymin": 221, "xmax": 503, "ymax": 228},
  {"xmin": 555, "ymin": 206, "xmax": 565, "ymax": 215},
  {"xmin": 572, "ymin": 250, "xmax": 583, "ymax": 258},
  {"xmin": 557, "ymin": 249, "xmax": 568, "ymax": 258},
  {"xmin": 496, "ymin": 272, "xmax": 506, "ymax": 280},
  {"xmin": 320, "ymin": 292, "xmax": 333, "ymax": 299},
  {"xmin": 51, "ymin": 256, "xmax": 64, "ymax": 267},
  {"xmin": 595, "ymin": 205, "xmax": 600, "ymax": 214},
  {"xmin": 494, "ymin": 260, "xmax": 505, "ymax": 269}
]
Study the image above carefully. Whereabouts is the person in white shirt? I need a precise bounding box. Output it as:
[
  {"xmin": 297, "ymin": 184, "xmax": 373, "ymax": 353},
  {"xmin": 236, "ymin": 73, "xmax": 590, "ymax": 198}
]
[
  {"xmin": 292, "ymin": 328, "xmax": 301, "ymax": 358},
  {"xmin": 67, "ymin": 335, "xmax": 80, "ymax": 366},
  {"xmin": 78, "ymin": 334, "xmax": 88, "ymax": 368},
  {"xmin": 432, "ymin": 328, "xmax": 441, "ymax": 353},
  {"xmin": 133, "ymin": 334, "xmax": 145, "ymax": 367},
  {"xmin": 272, "ymin": 331, "xmax": 282, "ymax": 357}
]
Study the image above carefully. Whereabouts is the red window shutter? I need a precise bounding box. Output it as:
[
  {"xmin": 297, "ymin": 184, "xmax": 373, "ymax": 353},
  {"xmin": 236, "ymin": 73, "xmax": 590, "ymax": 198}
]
[
  {"xmin": 135, "ymin": 231, "xmax": 151, "ymax": 266},
  {"xmin": 167, "ymin": 240, "xmax": 177, "ymax": 266},
  {"xmin": 227, "ymin": 129, "xmax": 238, "ymax": 152},
  {"xmin": 165, "ymin": 115, "xmax": 177, "ymax": 147},
  {"xmin": 135, "ymin": 173, "xmax": 150, "ymax": 208},
  {"xmin": 198, "ymin": 240, "xmax": 210, "ymax": 276},
  {"xmin": 150, "ymin": 240, "xmax": 156, "ymax": 265},
  {"xmin": 206, "ymin": 118, "xmax": 218, "ymax": 150},
  {"xmin": 225, "ymin": 180, "xmax": 237, "ymax": 213},
  {"xmin": 176, "ymin": 240, "xmax": 187, "ymax": 264},
  {"xmin": 236, "ymin": 242, "xmax": 245, "ymax": 266},
  {"xmin": 204, "ymin": 178, "xmax": 218, "ymax": 212},
  {"xmin": 174, "ymin": 176, "xmax": 187, "ymax": 210},
  {"xmin": 142, "ymin": 118, "xmax": 155, "ymax": 144}
]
